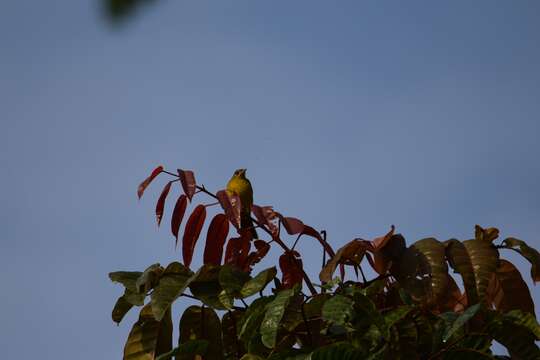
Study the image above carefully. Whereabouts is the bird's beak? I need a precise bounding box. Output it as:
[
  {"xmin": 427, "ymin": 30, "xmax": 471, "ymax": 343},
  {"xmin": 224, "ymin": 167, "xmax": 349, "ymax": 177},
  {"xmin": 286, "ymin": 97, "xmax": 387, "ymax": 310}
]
[{"xmin": 240, "ymin": 169, "xmax": 247, "ymax": 175}]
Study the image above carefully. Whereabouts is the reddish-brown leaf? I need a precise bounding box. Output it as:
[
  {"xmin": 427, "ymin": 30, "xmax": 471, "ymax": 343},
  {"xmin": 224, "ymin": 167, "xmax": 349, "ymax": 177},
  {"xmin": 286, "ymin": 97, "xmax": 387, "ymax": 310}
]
[
  {"xmin": 371, "ymin": 225, "xmax": 396, "ymax": 250},
  {"xmin": 216, "ymin": 190, "xmax": 242, "ymax": 229},
  {"xmin": 177, "ymin": 169, "xmax": 197, "ymax": 201},
  {"xmin": 137, "ymin": 165, "xmax": 163, "ymax": 199},
  {"xmin": 320, "ymin": 239, "xmax": 372, "ymax": 282},
  {"xmin": 182, "ymin": 205, "xmax": 206, "ymax": 268},
  {"xmin": 373, "ymin": 234, "xmax": 406, "ymax": 275},
  {"xmin": 224, "ymin": 233, "xmax": 251, "ymax": 268},
  {"xmin": 155, "ymin": 181, "xmax": 173, "ymax": 226},
  {"xmin": 487, "ymin": 259, "xmax": 534, "ymax": 314},
  {"xmin": 203, "ymin": 214, "xmax": 229, "ymax": 266},
  {"xmin": 244, "ymin": 240, "xmax": 271, "ymax": 271},
  {"xmin": 171, "ymin": 195, "xmax": 188, "ymax": 244},
  {"xmin": 302, "ymin": 225, "xmax": 335, "ymax": 257},
  {"xmin": 280, "ymin": 250, "xmax": 304, "ymax": 288},
  {"xmin": 474, "ymin": 224, "xmax": 499, "ymax": 243},
  {"xmin": 252, "ymin": 204, "xmax": 279, "ymax": 236},
  {"xmin": 279, "ymin": 215, "xmax": 304, "ymax": 235}
]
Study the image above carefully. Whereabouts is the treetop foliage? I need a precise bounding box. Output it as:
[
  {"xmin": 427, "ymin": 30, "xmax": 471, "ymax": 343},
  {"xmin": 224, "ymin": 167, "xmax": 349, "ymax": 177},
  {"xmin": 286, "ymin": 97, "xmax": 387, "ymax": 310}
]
[{"xmin": 110, "ymin": 166, "xmax": 540, "ymax": 359}]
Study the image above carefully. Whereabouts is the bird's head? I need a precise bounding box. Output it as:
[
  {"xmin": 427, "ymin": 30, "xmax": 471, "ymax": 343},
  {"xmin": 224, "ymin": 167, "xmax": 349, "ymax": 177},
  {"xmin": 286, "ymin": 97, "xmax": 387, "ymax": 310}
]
[{"xmin": 232, "ymin": 168, "xmax": 247, "ymax": 179}]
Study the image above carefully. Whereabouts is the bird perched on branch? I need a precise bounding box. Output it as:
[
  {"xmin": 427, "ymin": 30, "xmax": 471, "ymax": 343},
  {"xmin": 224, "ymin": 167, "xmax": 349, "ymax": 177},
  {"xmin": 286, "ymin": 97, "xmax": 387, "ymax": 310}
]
[{"xmin": 226, "ymin": 168, "xmax": 258, "ymax": 239}]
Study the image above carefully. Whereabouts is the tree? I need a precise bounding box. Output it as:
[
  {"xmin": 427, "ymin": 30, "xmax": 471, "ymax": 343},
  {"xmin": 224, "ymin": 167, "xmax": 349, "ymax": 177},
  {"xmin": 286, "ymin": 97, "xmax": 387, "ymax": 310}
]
[{"xmin": 109, "ymin": 166, "xmax": 540, "ymax": 359}]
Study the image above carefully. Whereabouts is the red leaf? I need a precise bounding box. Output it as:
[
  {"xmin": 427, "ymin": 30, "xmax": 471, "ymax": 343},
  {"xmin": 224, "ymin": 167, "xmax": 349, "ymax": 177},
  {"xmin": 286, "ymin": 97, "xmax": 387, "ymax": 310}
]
[
  {"xmin": 204, "ymin": 214, "xmax": 230, "ymax": 266},
  {"xmin": 301, "ymin": 225, "xmax": 335, "ymax": 257},
  {"xmin": 371, "ymin": 225, "xmax": 396, "ymax": 250},
  {"xmin": 216, "ymin": 190, "xmax": 242, "ymax": 229},
  {"xmin": 279, "ymin": 216, "xmax": 304, "ymax": 235},
  {"xmin": 177, "ymin": 169, "xmax": 197, "ymax": 201},
  {"xmin": 224, "ymin": 233, "xmax": 251, "ymax": 268},
  {"xmin": 137, "ymin": 165, "xmax": 163, "ymax": 199},
  {"xmin": 245, "ymin": 240, "xmax": 271, "ymax": 271},
  {"xmin": 279, "ymin": 250, "xmax": 304, "ymax": 289},
  {"xmin": 171, "ymin": 195, "xmax": 188, "ymax": 245},
  {"xmin": 182, "ymin": 205, "xmax": 206, "ymax": 268},
  {"xmin": 252, "ymin": 205, "xmax": 279, "ymax": 236},
  {"xmin": 155, "ymin": 181, "xmax": 172, "ymax": 226}
]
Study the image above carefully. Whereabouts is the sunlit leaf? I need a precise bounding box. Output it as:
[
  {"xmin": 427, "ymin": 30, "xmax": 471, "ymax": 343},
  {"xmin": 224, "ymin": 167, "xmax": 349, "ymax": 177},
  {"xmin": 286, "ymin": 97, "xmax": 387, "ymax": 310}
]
[
  {"xmin": 123, "ymin": 304, "xmax": 172, "ymax": 360},
  {"xmin": 475, "ymin": 225, "xmax": 499, "ymax": 243},
  {"xmin": 410, "ymin": 238, "xmax": 449, "ymax": 302},
  {"xmin": 155, "ymin": 181, "xmax": 173, "ymax": 226},
  {"xmin": 137, "ymin": 165, "xmax": 163, "ymax": 199},
  {"xmin": 240, "ymin": 267, "xmax": 277, "ymax": 298},
  {"xmin": 177, "ymin": 169, "xmax": 196, "ymax": 201},
  {"xmin": 252, "ymin": 205, "xmax": 279, "ymax": 236},
  {"xmin": 320, "ymin": 239, "xmax": 371, "ymax": 283},
  {"xmin": 204, "ymin": 214, "xmax": 230, "ymax": 266},
  {"xmin": 135, "ymin": 263, "xmax": 163, "ymax": 294},
  {"xmin": 171, "ymin": 195, "xmax": 187, "ymax": 245},
  {"xmin": 182, "ymin": 205, "xmax": 206, "ymax": 268},
  {"xmin": 260, "ymin": 288, "xmax": 296, "ymax": 348},
  {"xmin": 217, "ymin": 190, "xmax": 242, "ymax": 229}
]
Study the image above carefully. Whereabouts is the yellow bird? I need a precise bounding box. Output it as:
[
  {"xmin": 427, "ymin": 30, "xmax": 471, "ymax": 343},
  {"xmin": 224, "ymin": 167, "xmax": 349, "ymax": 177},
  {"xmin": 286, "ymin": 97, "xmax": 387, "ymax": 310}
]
[{"xmin": 226, "ymin": 168, "xmax": 258, "ymax": 239}]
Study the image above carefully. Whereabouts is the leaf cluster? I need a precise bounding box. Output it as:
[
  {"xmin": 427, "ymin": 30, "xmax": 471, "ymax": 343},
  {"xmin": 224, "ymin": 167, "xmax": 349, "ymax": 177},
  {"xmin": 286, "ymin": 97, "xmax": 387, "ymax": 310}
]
[{"xmin": 110, "ymin": 167, "xmax": 540, "ymax": 359}]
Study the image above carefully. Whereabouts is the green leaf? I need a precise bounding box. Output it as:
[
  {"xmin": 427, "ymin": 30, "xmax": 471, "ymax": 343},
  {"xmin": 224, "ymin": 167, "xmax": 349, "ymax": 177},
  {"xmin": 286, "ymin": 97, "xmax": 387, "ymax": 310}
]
[
  {"xmin": 178, "ymin": 306, "xmax": 223, "ymax": 360},
  {"xmin": 443, "ymin": 303, "xmax": 482, "ymax": 342},
  {"xmin": 445, "ymin": 239, "xmax": 499, "ymax": 305},
  {"xmin": 123, "ymin": 304, "xmax": 173, "ymax": 360},
  {"xmin": 260, "ymin": 288, "xmax": 296, "ymax": 348},
  {"xmin": 384, "ymin": 306, "xmax": 413, "ymax": 329},
  {"xmin": 488, "ymin": 311, "xmax": 540, "ymax": 360},
  {"xmin": 109, "ymin": 271, "xmax": 142, "ymax": 292},
  {"xmin": 135, "ymin": 263, "xmax": 164, "ymax": 293},
  {"xmin": 239, "ymin": 355, "xmax": 265, "ymax": 360},
  {"xmin": 411, "ymin": 238, "xmax": 449, "ymax": 301},
  {"xmin": 504, "ymin": 310, "xmax": 540, "ymax": 339},
  {"xmin": 189, "ymin": 264, "xmax": 227, "ymax": 309},
  {"xmin": 238, "ymin": 296, "xmax": 274, "ymax": 342},
  {"xmin": 311, "ymin": 342, "xmax": 365, "ymax": 360},
  {"xmin": 501, "ymin": 237, "xmax": 540, "ymax": 283},
  {"xmin": 155, "ymin": 340, "xmax": 209, "ymax": 360},
  {"xmin": 240, "ymin": 267, "xmax": 277, "ymax": 298},
  {"xmin": 112, "ymin": 295, "xmax": 133, "ymax": 324},
  {"xmin": 222, "ymin": 310, "xmax": 246, "ymax": 360},
  {"xmin": 151, "ymin": 262, "xmax": 195, "ymax": 321},
  {"xmin": 219, "ymin": 264, "xmax": 251, "ymax": 294},
  {"xmin": 322, "ymin": 294, "xmax": 354, "ymax": 326}
]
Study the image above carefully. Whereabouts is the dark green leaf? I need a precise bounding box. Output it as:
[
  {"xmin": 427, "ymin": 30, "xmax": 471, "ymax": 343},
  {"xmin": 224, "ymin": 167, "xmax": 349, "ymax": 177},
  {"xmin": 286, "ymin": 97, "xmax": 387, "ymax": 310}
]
[
  {"xmin": 178, "ymin": 306, "xmax": 223, "ymax": 360},
  {"xmin": 501, "ymin": 237, "xmax": 540, "ymax": 283},
  {"xmin": 151, "ymin": 262, "xmax": 195, "ymax": 321},
  {"xmin": 112, "ymin": 295, "xmax": 133, "ymax": 324},
  {"xmin": 443, "ymin": 303, "xmax": 482, "ymax": 342},
  {"xmin": 322, "ymin": 295, "xmax": 354, "ymax": 326},
  {"xmin": 155, "ymin": 340, "xmax": 209, "ymax": 360}
]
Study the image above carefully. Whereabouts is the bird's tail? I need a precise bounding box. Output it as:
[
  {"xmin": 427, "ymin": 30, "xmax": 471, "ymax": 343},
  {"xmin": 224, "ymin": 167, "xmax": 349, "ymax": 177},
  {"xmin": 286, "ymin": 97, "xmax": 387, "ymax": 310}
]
[{"xmin": 241, "ymin": 212, "xmax": 258, "ymax": 239}]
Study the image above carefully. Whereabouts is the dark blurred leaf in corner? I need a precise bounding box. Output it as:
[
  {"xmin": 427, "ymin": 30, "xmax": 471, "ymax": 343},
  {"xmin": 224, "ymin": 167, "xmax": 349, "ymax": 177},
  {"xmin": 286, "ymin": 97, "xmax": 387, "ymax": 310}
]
[{"xmin": 104, "ymin": 0, "xmax": 158, "ymax": 22}]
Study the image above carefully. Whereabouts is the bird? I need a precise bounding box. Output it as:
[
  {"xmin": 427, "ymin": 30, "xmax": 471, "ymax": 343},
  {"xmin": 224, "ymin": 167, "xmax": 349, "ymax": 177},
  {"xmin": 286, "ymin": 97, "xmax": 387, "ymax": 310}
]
[{"xmin": 226, "ymin": 168, "xmax": 258, "ymax": 239}]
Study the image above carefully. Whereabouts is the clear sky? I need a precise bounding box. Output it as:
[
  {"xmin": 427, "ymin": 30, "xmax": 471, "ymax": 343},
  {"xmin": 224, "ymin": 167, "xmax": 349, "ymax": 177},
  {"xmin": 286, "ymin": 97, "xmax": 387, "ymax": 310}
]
[{"xmin": 1, "ymin": 1, "xmax": 539, "ymax": 358}]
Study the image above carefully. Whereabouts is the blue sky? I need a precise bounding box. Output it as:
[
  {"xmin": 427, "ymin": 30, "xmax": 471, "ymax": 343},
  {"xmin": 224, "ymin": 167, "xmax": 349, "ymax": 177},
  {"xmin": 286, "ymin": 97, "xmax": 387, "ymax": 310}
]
[{"xmin": 1, "ymin": 1, "xmax": 539, "ymax": 358}]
